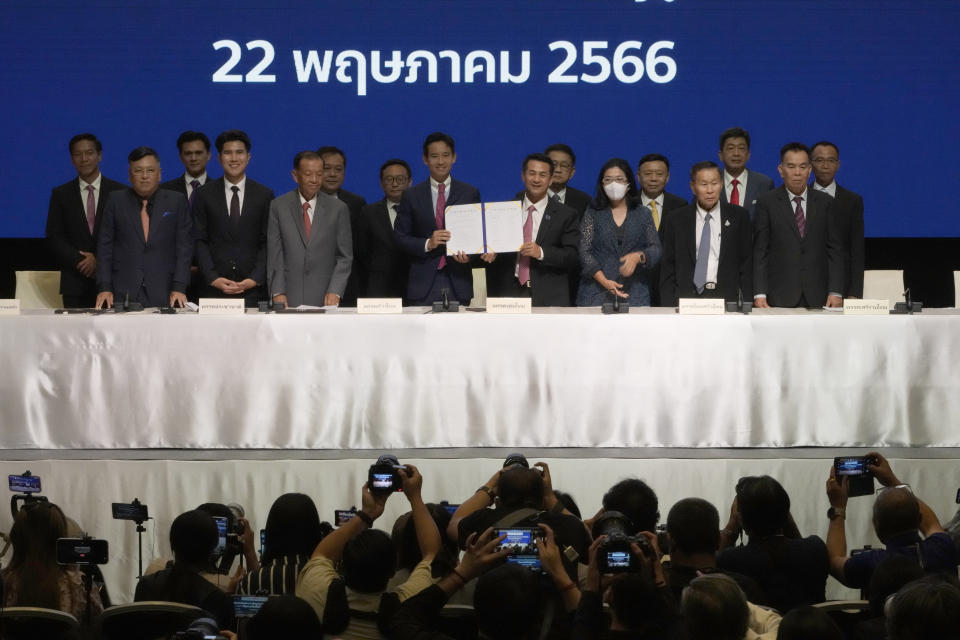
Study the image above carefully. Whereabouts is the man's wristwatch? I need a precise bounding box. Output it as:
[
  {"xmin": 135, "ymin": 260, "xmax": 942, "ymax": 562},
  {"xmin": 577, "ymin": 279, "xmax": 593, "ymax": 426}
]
[{"xmin": 827, "ymin": 507, "xmax": 846, "ymax": 521}]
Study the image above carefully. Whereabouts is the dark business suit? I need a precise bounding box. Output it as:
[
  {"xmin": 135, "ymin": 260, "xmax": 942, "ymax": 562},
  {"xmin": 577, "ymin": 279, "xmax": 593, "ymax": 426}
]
[
  {"xmin": 819, "ymin": 184, "xmax": 865, "ymax": 298},
  {"xmin": 97, "ymin": 188, "xmax": 193, "ymax": 307},
  {"xmin": 192, "ymin": 177, "xmax": 275, "ymax": 305},
  {"xmin": 333, "ymin": 188, "xmax": 368, "ymax": 306},
  {"xmin": 159, "ymin": 176, "xmax": 188, "ymax": 199},
  {"xmin": 160, "ymin": 174, "xmax": 209, "ymax": 301},
  {"xmin": 487, "ymin": 199, "xmax": 580, "ymax": 306},
  {"xmin": 394, "ymin": 178, "xmax": 482, "ymax": 305},
  {"xmin": 753, "ymin": 187, "xmax": 842, "ymax": 308},
  {"xmin": 659, "ymin": 202, "xmax": 753, "ymax": 307},
  {"xmin": 46, "ymin": 175, "xmax": 125, "ymax": 306},
  {"xmin": 358, "ymin": 199, "xmax": 408, "ymax": 299},
  {"xmin": 721, "ymin": 169, "xmax": 775, "ymax": 220},
  {"xmin": 646, "ymin": 190, "xmax": 690, "ymax": 306},
  {"xmin": 558, "ymin": 186, "xmax": 592, "ymax": 219}
]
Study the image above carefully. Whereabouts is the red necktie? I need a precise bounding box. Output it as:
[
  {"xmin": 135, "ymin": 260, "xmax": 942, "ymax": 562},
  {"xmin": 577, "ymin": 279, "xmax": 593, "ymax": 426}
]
[
  {"xmin": 302, "ymin": 201, "xmax": 312, "ymax": 240},
  {"xmin": 793, "ymin": 196, "xmax": 805, "ymax": 238},
  {"xmin": 436, "ymin": 182, "xmax": 446, "ymax": 270},
  {"xmin": 518, "ymin": 205, "xmax": 534, "ymax": 285},
  {"xmin": 85, "ymin": 185, "xmax": 96, "ymax": 235},
  {"xmin": 140, "ymin": 199, "xmax": 149, "ymax": 243},
  {"xmin": 730, "ymin": 179, "xmax": 740, "ymax": 206}
]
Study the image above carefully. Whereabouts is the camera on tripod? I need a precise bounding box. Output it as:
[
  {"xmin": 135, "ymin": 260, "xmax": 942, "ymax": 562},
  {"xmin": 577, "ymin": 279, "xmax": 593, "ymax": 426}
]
[{"xmin": 8, "ymin": 471, "xmax": 48, "ymax": 516}]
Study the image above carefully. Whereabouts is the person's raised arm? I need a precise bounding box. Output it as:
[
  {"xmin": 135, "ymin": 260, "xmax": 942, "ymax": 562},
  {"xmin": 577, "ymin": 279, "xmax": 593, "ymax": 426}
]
[
  {"xmin": 400, "ymin": 465, "xmax": 442, "ymax": 562},
  {"xmin": 312, "ymin": 483, "xmax": 388, "ymax": 561},
  {"xmin": 446, "ymin": 468, "xmax": 501, "ymax": 546},
  {"xmin": 825, "ymin": 466, "xmax": 850, "ymax": 583},
  {"xmin": 866, "ymin": 451, "xmax": 944, "ymax": 536}
]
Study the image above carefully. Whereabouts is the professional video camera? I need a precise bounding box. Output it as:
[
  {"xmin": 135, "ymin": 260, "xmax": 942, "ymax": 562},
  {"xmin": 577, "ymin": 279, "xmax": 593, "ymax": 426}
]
[
  {"xmin": 592, "ymin": 510, "xmax": 654, "ymax": 574},
  {"xmin": 171, "ymin": 617, "xmax": 230, "ymax": 640},
  {"xmin": 368, "ymin": 455, "xmax": 409, "ymax": 494}
]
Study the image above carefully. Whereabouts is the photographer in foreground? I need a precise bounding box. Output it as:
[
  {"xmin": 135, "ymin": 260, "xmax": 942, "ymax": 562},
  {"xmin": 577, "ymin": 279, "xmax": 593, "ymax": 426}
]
[
  {"xmin": 296, "ymin": 464, "xmax": 441, "ymax": 639},
  {"xmin": 825, "ymin": 451, "xmax": 957, "ymax": 590}
]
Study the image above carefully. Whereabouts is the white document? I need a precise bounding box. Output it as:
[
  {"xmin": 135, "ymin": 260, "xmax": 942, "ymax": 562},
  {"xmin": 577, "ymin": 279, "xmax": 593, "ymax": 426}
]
[
  {"xmin": 482, "ymin": 201, "xmax": 524, "ymax": 253},
  {"xmin": 445, "ymin": 203, "xmax": 486, "ymax": 255}
]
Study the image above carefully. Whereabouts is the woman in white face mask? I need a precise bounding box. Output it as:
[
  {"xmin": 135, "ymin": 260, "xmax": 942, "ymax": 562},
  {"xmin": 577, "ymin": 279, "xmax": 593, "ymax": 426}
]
[{"xmin": 576, "ymin": 158, "xmax": 662, "ymax": 306}]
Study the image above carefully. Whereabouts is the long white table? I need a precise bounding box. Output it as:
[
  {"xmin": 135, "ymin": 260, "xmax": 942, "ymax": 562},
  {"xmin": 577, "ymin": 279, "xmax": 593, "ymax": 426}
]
[{"xmin": 2, "ymin": 308, "xmax": 959, "ymax": 450}]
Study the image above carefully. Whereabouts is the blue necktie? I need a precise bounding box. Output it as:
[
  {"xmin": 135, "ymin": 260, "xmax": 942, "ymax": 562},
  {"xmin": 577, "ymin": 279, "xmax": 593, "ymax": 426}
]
[{"xmin": 693, "ymin": 213, "xmax": 712, "ymax": 294}]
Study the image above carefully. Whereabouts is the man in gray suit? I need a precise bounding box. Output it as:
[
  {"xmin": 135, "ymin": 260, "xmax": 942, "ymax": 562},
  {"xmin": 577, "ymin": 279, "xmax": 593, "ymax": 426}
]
[
  {"xmin": 718, "ymin": 127, "xmax": 775, "ymax": 220},
  {"xmin": 267, "ymin": 151, "xmax": 352, "ymax": 307}
]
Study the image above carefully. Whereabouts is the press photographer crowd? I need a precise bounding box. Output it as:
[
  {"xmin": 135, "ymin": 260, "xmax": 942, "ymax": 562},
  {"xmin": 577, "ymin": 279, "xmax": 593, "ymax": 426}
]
[{"xmin": 1, "ymin": 453, "xmax": 959, "ymax": 640}]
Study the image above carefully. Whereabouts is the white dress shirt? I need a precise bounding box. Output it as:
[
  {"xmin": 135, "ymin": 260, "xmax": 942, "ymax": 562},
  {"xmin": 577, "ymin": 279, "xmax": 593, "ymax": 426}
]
[
  {"xmin": 788, "ymin": 188, "xmax": 808, "ymax": 220},
  {"xmin": 695, "ymin": 201, "xmax": 722, "ymax": 286},
  {"xmin": 224, "ymin": 176, "xmax": 247, "ymax": 215},
  {"xmin": 298, "ymin": 191, "xmax": 318, "ymax": 224},
  {"xmin": 724, "ymin": 170, "xmax": 748, "ymax": 205},
  {"xmin": 812, "ymin": 180, "xmax": 836, "ymax": 198},
  {"xmin": 78, "ymin": 173, "xmax": 102, "ymax": 212},
  {"xmin": 514, "ymin": 195, "xmax": 547, "ymax": 278},
  {"xmin": 184, "ymin": 172, "xmax": 208, "ymax": 200},
  {"xmin": 547, "ymin": 186, "xmax": 567, "ymax": 204},
  {"xmin": 425, "ymin": 176, "xmax": 453, "ymax": 252},
  {"xmin": 387, "ymin": 199, "xmax": 400, "ymax": 229}
]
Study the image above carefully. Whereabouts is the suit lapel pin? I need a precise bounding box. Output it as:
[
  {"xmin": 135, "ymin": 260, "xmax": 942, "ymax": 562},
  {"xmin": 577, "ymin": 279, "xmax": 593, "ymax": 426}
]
[
  {"xmin": 544, "ymin": 214, "xmax": 551, "ymax": 221},
  {"xmin": 724, "ymin": 219, "xmax": 730, "ymax": 227}
]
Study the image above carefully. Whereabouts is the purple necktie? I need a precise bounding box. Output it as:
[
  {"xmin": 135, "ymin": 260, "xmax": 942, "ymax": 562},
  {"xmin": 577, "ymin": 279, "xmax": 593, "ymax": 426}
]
[
  {"xmin": 230, "ymin": 186, "xmax": 240, "ymax": 226},
  {"xmin": 188, "ymin": 179, "xmax": 200, "ymax": 210},
  {"xmin": 85, "ymin": 185, "xmax": 96, "ymax": 234},
  {"xmin": 518, "ymin": 205, "xmax": 535, "ymax": 285},
  {"xmin": 793, "ymin": 196, "xmax": 806, "ymax": 238},
  {"xmin": 436, "ymin": 182, "xmax": 446, "ymax": 270}
]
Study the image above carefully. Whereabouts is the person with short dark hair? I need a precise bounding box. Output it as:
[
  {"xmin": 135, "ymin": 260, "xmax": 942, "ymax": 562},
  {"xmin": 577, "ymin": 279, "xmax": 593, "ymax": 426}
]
[
  {"xmin": 636, "ymin": 153, "xmax": 689, "ymax": 232},
  {"xmin": 600, "ymin": 478, "xmax": 659, "ymax": 535},
  {"xmin": 717, "ymin": 127, "xmax": 775, "ymax": 219},
  {"xmin": 854, "ymin": 555, "xmax": 925, "ymax": 640},
  {"xmin": 717, "ymin": 475, "xmax": 829, "ymax": 613},
  {"xmin": 544, "ymin": 143, "xmax": 592, "ymax": 218},
  {"xmin": 135, "ymin": 510, "xmax": 235, "ymax": 629},
  {"xmin": 810, "ymin": 141, "xmax": 865, "ymax": 298},
  {"xmin": 159, "ymin": 131, "xmax": 212, "ymax": 209},
  {"xmin": 682, "ymin": 573, "xmax": 781, "ymax": 640},
  {"xmin": 659, "ymin": 160, "xmax": 752, "ymax": 306},
  {"xmin": 244, "ymin": 594, "xmax": 324, "ymax": 640},
  {"xmin": 95, "ymin": 146, "xmax": 193, "ymax": 309},
  {"xmin": 46, "ymin": 133, "xmax": 126, "ymax": 307},
  {"xmin": 317, "ymin": 146, "xmax": 368, "ymax": 306},
  {"xmin": 885, "ymin": 575, "xmax": 960, "ymax": 640},
  {"xmin": 394, "ymin": 132, "xmax": 482, "ymax": 306},
  {"xmin": 576, "ymin": 158, "xmax": 662, "ymax": 306},
  {"xmin": 753, "ymin": 142, "xmax": 843, "ymax": 308},
  {"xmin": 296, "ymin": 466, "xmax": 441, "ymax": 639},
  {"xmin": 357, "ymin": 159, "xmax": 412, "ymax": 299},
  {"xmin": 192, "ymin": 129, "xmax": 274, "ymax": 305},
  {"xmin": 825, "ymin": 451, "xmax": 958, "ymax": 591},
  {"xmin": 775, "ymin": 605, "xmax": 842, "ymax": 640}
]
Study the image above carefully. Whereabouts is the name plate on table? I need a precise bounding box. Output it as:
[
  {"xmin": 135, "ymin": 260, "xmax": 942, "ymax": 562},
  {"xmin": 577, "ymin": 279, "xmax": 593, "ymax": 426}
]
[
  {"xmin": 198, "ymin": 298, "xmax": 245, "ymax": 315},
  {"xmin": 678, "ymin": 298, "xmax": 725, "ymax": 315},
  {"xmin": 843, "ymin": 299, "xmax": 890, "ymax": 315},
  {"xmin": 357, "ymin": 298, "xmax": 403, "ymax": 314},
  {"xmin": 486, "ymin": 298, "xmax": 532, "ymax": 314},
  {"xmin": 0, "ymin": 299, "xmax": 21, "ymax": 315}
]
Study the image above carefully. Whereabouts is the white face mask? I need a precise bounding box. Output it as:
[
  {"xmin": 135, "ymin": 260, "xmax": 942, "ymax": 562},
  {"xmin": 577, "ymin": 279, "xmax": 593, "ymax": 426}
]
[{"xmin": 603, "ymin": 181, "xmax": 628, "ymax": 201}]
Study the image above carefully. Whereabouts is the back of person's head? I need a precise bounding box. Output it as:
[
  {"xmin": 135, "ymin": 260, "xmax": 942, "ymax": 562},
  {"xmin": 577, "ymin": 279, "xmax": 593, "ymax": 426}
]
[
  {"xmin": 681, "ymin": 573, "xmax": 749, "ymax": 640},
  {"xmin": 776, "ymin": 605, "xmax": 844, "ymax": 640},
  {"xmin": 342, "ymin": 528, "xmax": 396, "ymax": 593},
  {"xmin": 666, "ymin": 497, "xmax": 720, "ymax": 555},
  {"xmin": 609, "ymin": 572, "xmax": 663, "ymax": 631},
  {"xmin": 553, "ymin": 490, "xmax": 581, "ymax": 518},
  {"xmin": 262, "ymin": 493, "xmax": 324, "ymax": 564},
  {"xmin": 602, "ymin": 478, "xmax": 659, "ymax": 534},
  {"xmin": 474, "ymin": 564, "xmax": 543, "ymax": 640},
  {"xmin": 196, "ymin": 502, "xmax": 234, "ymax": 530},
  {"xmin": 392, "ymin": 503, "xmax": 458, "ymax": 576},
  {"xmin": 497, "ymin": 467, "xmax": 544, "ymax": 510},
  {"xmin": 245, "ymin": 595, "xmax": 323, "ymax": 640},
  {"xmin": 886, "ymin": 575, "xmax": 960, "ymax": 640},
  {"xmin": 872, "ymin": 487, "xmax": 921, "ymax": 542},
  {"xmin": 867, "ymin": 555, "xmax": 925, "ymax": 616},
  {"xmin": 7, "ymin": 502, "xmax": 69, "ymax": 610},
  {"xmin": 736, "ymin": 475, "xmax": 790, "ymax": 537},
  {"xmin": 170, "ymin": 510, "xmax": 219, "ymax": 566}
]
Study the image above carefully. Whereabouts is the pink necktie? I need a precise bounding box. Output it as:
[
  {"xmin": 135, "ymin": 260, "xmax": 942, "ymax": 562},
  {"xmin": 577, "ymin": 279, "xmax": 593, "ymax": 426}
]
[
  {"xmin": 793, "ymin": 196, "xmax": 805, "ymax": 238},
  {"xmin": 436, "ymin": 182, "xmax": 446, "ymax": 270},
  {"xmin": 140, "ymin": 199, "xmax": 149, "ymax": 242},
  {"xmin": 518, "ymin": 205, "xmax": 534, "ymax": 285},
  {"xmin": 85, "ymin": 185, "xmax": 96, "ymax": 234},
  {"xmin": 730, "ymin": 179, "xmax": 740, "ymax": 206},
  {"xmin": 302, "ymin": 201, "xmax": 312, "ymax": 240}
]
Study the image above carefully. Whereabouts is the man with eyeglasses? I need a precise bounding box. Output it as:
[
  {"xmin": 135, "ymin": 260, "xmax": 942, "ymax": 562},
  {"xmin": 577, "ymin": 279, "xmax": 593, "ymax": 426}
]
[
  {"xmin": 544, "ymin": 143, "xmax": 592, "ymax": 219},
  {"xmin": 358, "ymin": 159, "xmax": 412, "ymax": 299},
  {"xmin": 825, "ymin": 452, "xmax": 958, "ymax": 591},
  {"xmin": 753, "ymin": 142, "xmax": 843, "ymax": 309},
  {"xmin": 95, "ymin": 147, "xmax": 193, "ymax": 309},
  {"xmin": 810, "ymin": 141, "xmax": 865, "ymax": 299}
]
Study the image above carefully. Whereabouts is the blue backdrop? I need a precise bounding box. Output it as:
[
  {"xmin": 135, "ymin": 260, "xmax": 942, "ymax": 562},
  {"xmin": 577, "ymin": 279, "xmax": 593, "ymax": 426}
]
[{"xmin": 2, "ymin": 0, "xmax": 957, "ymax": 237}]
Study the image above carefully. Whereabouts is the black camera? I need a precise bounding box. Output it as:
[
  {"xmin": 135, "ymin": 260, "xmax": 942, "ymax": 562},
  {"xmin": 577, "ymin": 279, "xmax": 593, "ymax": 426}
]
[
  {"xmin": 112, "ymin": 500, "xmax": 148, "ymax": 523},
  {"xmin": 592, "ymin": 511, "xmax": 653, "ymax": 574},
  {"xmin": 334, "ymin": 508, "xmax": 358, "ymax": 526},
  {"xmin": 503, "ymin": 452, "xmax": 529, "ymax": 469},
  {"xmin": 834, "ymin": 456, "xmax": 876, "ymax": 497},
  {"xmin": 368, "ymin": 455, "xmax": 408, "ymax": 494},
  {"xmin": 172, "ymin": 617, "xmax": 230, "ymax": 640},
  {"xmin": 57, "ymin": 537, "xmax": 109, "ymax": 565}
]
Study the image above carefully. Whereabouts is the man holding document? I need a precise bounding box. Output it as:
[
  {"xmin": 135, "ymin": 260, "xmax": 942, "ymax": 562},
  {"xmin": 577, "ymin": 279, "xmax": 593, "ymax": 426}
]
[
  {"xmin": 487, "ymin": 153, "xmax": 580, "ymax": 305},
  {"xmin": 394, "ymin": 132, "xmax": 482, "ymax": 306}
]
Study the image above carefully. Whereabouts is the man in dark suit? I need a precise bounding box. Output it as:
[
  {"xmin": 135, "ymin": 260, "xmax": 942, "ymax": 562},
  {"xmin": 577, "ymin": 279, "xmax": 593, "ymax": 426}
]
[
  {"xmin": 544, "ymin": 143, "xmax": 592, "ymax": 218},
  {"xmin": 810, "ymin": 141, "xmax": 865, "ymax": 299},
  {"xmin": 192, "ymin": 130, "xmax": 274, "ymax": 306},
  {"xmin": 660, "ymin": 161, "xmax": 752, "ymax": 307},
  {"xmin": 395, "ymin": 132, "xmax": 481, "ymax": 306},
  {"xmin": 318, "ymin": 146, "xmax": 367, "ymax": 305},
  {"xmin": 754, "ymin": 143, "xmax": 844, "ymax": 309},
  {"xmin": 159, "ymin": 131, "xmax": 212, "ymax": 209},
  {"xmin": 637, "ymin": 153, "xmax": 690, "ymax": 306},
  {"xmin": 487, "ymin": 153, "xmax": 580, "ymax": 306},
  {"xmin": 357, "ymin": 159, "xmax": 411, "ymax": 299},
  {"xmin": 95, "ymin": 147, "xmax": 193, "ymax": 309},
  {"xmin": 46, "ymin": 133, "xmax": 125, "ymax": 307},
  {"xmin": 718, "ymin": 127, "xmax": 775, "ymax": 220}
]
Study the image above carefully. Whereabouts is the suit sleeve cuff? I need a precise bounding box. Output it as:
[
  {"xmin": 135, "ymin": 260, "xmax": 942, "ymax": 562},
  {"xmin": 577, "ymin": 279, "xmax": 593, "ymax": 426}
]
[{"xmin": 753, "ymin": 294, "xmax": 766, "ymax": 300}]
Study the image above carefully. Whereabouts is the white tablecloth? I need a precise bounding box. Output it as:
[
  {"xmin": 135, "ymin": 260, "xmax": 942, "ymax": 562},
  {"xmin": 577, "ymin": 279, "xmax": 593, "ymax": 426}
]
[{"xmin": 2, "ymin": 309, "xmax": 959, "ymax": 450}]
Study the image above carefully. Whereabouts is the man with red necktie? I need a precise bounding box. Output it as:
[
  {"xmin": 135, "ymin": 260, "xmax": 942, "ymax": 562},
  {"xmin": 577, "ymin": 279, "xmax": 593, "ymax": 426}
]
[{"xmin": 718, "ymin": 127, "xmax": 774, "ymax": 221}]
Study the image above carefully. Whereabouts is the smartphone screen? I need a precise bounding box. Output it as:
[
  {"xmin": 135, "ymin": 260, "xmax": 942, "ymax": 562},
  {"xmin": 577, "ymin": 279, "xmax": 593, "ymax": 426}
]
[
  {"xmin": 213, "ymin": 516, "xmax": 228, "ymax": 556},
  {"xmin": 834, "ymin": 457, "xmax": 867, "ymax": 476},
  {"xmin": 9, "ymin": 474, "xmax": 41, "ymax": 493},
  {"xmin": 233, "ymin": 595, "xmax": 270, "ymax": 617},
  {"xmin": 494, "ymin": 527, "xmax": 540, "ymax": 570},
  {"xmin": 112, "ymin": 502, "xmax": 148, "ymax": 521},
  {"xmin": 334, "ymin": 510, "xmax": 357, "ymax": 527},
  {"xmin": 259, "ymin": 529, "xmax": 266, "ymax": 557}
]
